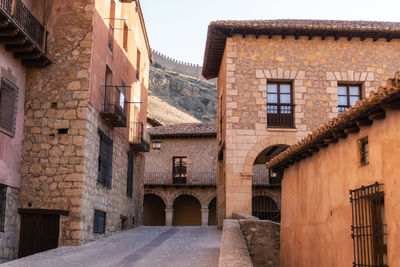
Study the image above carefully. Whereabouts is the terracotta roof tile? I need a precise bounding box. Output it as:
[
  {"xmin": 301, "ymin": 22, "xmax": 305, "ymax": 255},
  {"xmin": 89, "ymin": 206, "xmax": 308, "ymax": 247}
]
[
  {"xmin": 266, "ymin": 72, "xmax": 400, "ymax": 170},
  {"xmin": 202, "ymin": 19, "xmax": 400, "ymax": 79},
  {"xmin": 149, "ymin": 122, "xmax": 217, "ymax": 137}
]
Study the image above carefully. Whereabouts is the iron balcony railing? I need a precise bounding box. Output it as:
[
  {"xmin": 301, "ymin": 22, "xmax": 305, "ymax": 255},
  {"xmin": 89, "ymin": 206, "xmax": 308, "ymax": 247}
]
[
  {"xmin": 129, "ymin": 122, "xmax": 150, "ymax": 152},
  {"xmin": 100, "ymin": 85, "xmax": 127, "ymax": 127},
  {"xmin": 144, "ymin": 171, "xmax": 217, "ymax": 186},
  {"xmin": 252, "ymin": 172, "xmax": 282, "ymax": 186},
  {"xmin": 0, "ymin": 0, "xmax": 46, "ymax": 49}
]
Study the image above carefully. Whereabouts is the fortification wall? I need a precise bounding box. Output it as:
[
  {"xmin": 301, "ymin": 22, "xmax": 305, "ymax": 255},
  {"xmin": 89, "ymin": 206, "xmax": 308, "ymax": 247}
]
[{"xmin": 151, "ymin": 49, "xmax": 206, "ymax": 81}]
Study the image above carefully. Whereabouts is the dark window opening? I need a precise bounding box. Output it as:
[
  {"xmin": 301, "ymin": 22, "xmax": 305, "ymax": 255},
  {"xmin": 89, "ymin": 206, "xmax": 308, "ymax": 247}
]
[
  {"xmin": 108, "ymin": 0, "xmax": 116, "ymax": 52},
  {"xmin": 123, "ymin": 22, "xmax": 129, "ymax": 52},
  {"xmin": 94, "ymin": 210, "xmax": 106, "ymax": 234},
  {"xmin": 350, "ymin": 182, "xmax": 387, "ymax": 267},
  {"xmin": 338, "ymin": 84, "xmax": 361, "ymax": 114},
  {"xmin": 0, "ymin": 78, "xmax": 18, "ymax": 135},
  {"xmin": 57, "ymin": 128, "xmax": 69, "ymax": 134},
  {"xmin": 359, "ymin": 137, "xmax": 369, "ymax": 166},
  {"xmin": 98, "ymin": 130, "xmax": 113, "ymax": 189},
  {"xmin": 0, "ymin": 184, "xmax": 6, "ymax": 232},
  {"xmin": 172, "ymin": 157, "xmax": 187, "ymax": 184},
  {"xmin": 267, "ymin": 82, "xmax": 294, "ymax": 128},
  {"xmin": 136, "ymin": 49, "xmax": 141, "ymax": 81},
  {"xmin": 127, "ymin": 151, "xmax": 133, "ymax": 197}
]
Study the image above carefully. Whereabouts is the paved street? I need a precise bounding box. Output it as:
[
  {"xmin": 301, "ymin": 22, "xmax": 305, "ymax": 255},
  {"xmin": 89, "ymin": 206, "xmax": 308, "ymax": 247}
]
[{"xmin": 2, "ymin": 227, "xmax": 221, "ymax": 267}]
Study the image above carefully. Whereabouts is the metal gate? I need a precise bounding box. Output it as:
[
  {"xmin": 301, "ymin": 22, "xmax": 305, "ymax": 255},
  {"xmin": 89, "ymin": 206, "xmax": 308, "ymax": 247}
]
[{"xmin": 252, "ymin": 195, "xmax": 280, "ymax": 222}]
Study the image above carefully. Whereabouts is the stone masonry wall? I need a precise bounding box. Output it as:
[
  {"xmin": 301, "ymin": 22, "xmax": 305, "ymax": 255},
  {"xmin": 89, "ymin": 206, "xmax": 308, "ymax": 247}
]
[
  {"xmin": 0, "ymin": 187, "xmax": 18, "ymax": 263},
  {"xmin": 81, "ymin": 105, "xmax": 143, "ymax": 242},
  {"xmin": 20, "ymin": 0, "xmax": 95, "ymax": 245},
  {"xmin": 220, "ymin": 35, "xmax": 400, "ymax": 219}
]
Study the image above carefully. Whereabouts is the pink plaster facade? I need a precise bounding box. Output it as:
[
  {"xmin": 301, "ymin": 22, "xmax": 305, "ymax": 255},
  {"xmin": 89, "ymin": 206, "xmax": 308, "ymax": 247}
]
[
  {"xmin": 280, "ymin": 105, "xmax": 400, "ymax": 267},
  {"xmin": 0, "ymin": 32, "xmax": 26, "ymax": 189}
]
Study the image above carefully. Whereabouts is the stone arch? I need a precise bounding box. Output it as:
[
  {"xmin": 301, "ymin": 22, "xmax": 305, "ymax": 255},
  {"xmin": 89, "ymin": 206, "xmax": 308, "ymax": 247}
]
[
  {"xmin": 172, "ymin": 194, "xmax": 202, "ymax": 226},
  {"xmin": 242, "ymin": 135, "xmax": 297, "ymax": 175},
  {"xmin": 252, "ymin": 194, "xmax": 280, "ymax": 222},
  {"xmin": 144, "ymin": 188, "xmax": 168, "ymax": 207},
  {"xmin": 170, "ymin": 189, "xmax": 208, "ymax": 209},
  {"xmin": 253, "ymin": 190, "xmax": 281, "ymax": 209},
  {"xmin": 143, "ymin": 194, "xmax": 166, "ymax": 226}
]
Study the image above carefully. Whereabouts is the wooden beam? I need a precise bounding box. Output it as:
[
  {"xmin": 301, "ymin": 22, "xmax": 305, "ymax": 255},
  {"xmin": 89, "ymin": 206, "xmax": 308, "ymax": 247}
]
[
  {"xmin": 335, "ymin": 131, "xmax": 348, "ymax": 139},
  {"xmin": 383, "ymin": 99, "xmax": 400, "ymax": 110},
  {"xmin": 324, "ymin": 135, "xmax": 338, "ymax": 144},
  {"xmin": 308, "ymin": 34, "xmax": 313, "ymax": 40},
  {"xmin": 373, "ymin": 35, "xmax": 379, "ymax": 42},
  {"xmin": 368, "ymin": 110, "xmax": 386, "ymax": 120},
  {"xmin": 0, "ymin": 28, "xmax": 18, "ymax": 36},
  {"xmin": 356, "ymin": 117, "xmax": 373, "ymax": 127},
  {"xmin": 386, "ymin": 34, "xmax": 393, "ymax": 42},
  {"xmin": 316, "ymin": 142, "xmax": 328, "ymax": 148},
  {"xmin": 344, "ymin": 124, "xmax": 360, "ymax": 134},
  {"xmin": 321, "ymin": 32, "xmax": 327, "ymax": 40},
  {"xmin": 334, "ymin": 34, "xmax": 339, "ymax": 41},
  {"xmin": 14, "ymin": 51, "xmax": 42, "ymax": 59},
  {"xmin": 0, "ymin": 35, "xmax": 26, "ymax": 44},
  {"xmin": 294, "ymin": 31, "xmax": 300, "ymax": 40},
  {"xmin": 360, "ymin": 34, "xmax": 367, "ymax": 41}
]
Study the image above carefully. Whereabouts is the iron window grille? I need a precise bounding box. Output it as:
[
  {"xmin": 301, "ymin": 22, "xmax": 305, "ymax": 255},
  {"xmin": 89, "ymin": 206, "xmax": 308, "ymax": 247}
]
[
  {"xmin": 0, "ymin": 78, "xmax": 18, "ymax": 135},
  {"xmin": 172, "ymin": 157, "xmax": 187, "ymax": 184},
  {"xmin": 350, "ymin": 182, "xmax": 387, "ymax": 267},
  {"xmin": 359, "ymin": 137, "xmax": 369, "ymax": 166},
  {"xmin": 252, "ymin": 195, "xmax": 280, "ymax": 222},
  {"xmin": 127, "ymin": 151, "xmax": 133, "ymax": 198},
  {"xmin": 93, "ymin": 210, "xmax": 106, "ymax": 234},
  {"xmin": 98, "ymin": 130, "xmax": 113, "ymax": 189},
  {"xmin": 267, "ymin": 82, "xmax": 294, "ymax": 128},
  {"xmin": 0, "ymin": 184, "xmax": 6, "ymax": 232},
  {"xmin": 338, "ymin": 84, "xmax": 361, "ymax": 114}
]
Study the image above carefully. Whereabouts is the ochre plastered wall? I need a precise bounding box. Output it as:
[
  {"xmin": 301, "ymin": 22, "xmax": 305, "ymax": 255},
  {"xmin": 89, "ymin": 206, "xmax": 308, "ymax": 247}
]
[
  {"xmin": 218, "ymin": 34, "xmax": 400, "ymax": 223},
  {"xmin": 281, "ymin": 108, "xmax": 400, "ymax": 267}
]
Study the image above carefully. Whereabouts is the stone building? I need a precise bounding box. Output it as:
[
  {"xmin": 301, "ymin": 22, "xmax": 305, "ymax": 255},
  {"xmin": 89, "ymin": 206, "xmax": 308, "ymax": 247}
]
[
  {"xmin": 16, "ymin": 0, "xmax": 152, "ymax": 258},
  {"xmin": 267, "ymin": 73, "xmax": 400, "ymax": 267},
  {"xmin": 143, "ymin": 122, "xmax": 217, "ymax": 226},
  {"xmin": 0, "ymin": 0, "xmax": 50, "ymax": 262},
  {"xmin": 202, "ymin": 19, "xmax": 400, "ymax": 227}
]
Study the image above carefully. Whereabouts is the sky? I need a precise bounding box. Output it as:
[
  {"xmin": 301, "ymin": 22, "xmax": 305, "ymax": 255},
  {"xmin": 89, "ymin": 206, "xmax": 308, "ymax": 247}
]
[{"xmin": 140, "ymin": 0, "xmax": 399, "ymax": 65}]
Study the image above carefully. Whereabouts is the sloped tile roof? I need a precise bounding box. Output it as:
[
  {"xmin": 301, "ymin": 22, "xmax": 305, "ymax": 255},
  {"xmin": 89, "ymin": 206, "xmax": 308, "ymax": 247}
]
[
  {"xmin": 149, "ymin": 122, "xmax": 217, "ymax": 138},
  {"xmin": 202, "ymin": 19, "xmax": 400, "ymax": 79},
  {"xmin": 266, "ymin": 72, "xmax": 400, "ymax": 170}
]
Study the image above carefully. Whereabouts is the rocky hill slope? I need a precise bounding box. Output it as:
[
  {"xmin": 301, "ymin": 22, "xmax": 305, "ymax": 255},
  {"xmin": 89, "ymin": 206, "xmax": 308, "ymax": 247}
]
[{"xmin": 148, "ymin": 64, "xmax": 217, "ymax": 123}]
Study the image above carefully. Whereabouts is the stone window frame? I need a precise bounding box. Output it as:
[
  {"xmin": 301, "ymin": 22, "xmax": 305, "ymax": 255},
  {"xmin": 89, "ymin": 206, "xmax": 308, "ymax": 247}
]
[
  {"xmin": 256, "ymin": 68, "xmax": 306, "ymax": 130},
  {"xmin": 0, "ymin": 77, "xmax": 19, "ymax": 137},
  {"xmin": 326, "ymin": 71, "xmax": 375, "ymax": 118}
]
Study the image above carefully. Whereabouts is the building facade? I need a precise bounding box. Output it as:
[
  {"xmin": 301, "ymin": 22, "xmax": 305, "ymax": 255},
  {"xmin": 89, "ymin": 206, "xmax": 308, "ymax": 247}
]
[
  {"xmin": 16, "ymin": 0, "xmax": 151, "ymax": 258},
  {"xmin": 144, "ymin": 123, "xmax": 217, "ymax": 226},
  {"xmin": 267, "ymin": 74, "xmax": 400, "ymax": 267},
  {"xmin": 202, "ymin": 19, "xmax": 400, "ymax": 226},
  {"xmin": 0, "ymin": 0, "xmax": 50, "ymax": 262}
]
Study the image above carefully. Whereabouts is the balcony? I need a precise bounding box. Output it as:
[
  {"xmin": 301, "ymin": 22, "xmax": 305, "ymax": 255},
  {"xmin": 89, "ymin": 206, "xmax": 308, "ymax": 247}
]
[
  {"xmin": 144, "ymin": 171, "xmax": 216, "ymax": 187},
  {"xmin": 100, "ymin": 85, "xmax": 127, "ymax": 127},
  {"xmin": 130, "ymin": 122, "xmax": 150, "ymax": 152},
  {"xmin": 0, "ymin": 0, "xmax": 50, "ymax": 67},
  {"xmin": 252, "ymin": 172, "xmax": 282, "ymax": 187}
]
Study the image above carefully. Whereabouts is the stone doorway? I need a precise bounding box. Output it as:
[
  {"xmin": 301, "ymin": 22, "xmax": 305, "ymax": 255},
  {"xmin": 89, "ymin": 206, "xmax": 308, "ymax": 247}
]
[
  {"xmin": 143, "ymin": 194, "xmax": 166, "ymax": 226},
  {"xmin": 173, "ymin": 195, "xmax": 201, "ymax": 226}
]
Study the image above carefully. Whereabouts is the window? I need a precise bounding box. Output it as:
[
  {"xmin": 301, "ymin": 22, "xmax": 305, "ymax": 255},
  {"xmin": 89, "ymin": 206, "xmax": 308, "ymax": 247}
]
[
  {"xmin": 136, "ymin": 49, "xmax": 141, "ymax": 80},
  {"xmin": 350, "ymin": 183, "xmax": 387, "ymax": 266},
  {"xmin": 98, "ymin": 130, "xmax": 113, "ymax": 189},
  {"xmin": 0, "ymin": 184, "xmax": 6, "ymax": 232},
  {"xmin": 359, "ymin": 137, "xmax": 369, "ymax": 166},
  {"xmin": 108, "ymin": 0, "xmax": 116, "ymax": 52},
  {"xmin": 267, "ymin": 82, "xmax": 294, "ymax": 128},
  {"xmin": 0, "ymin": 78, "xmax": 18, "ymax": 135},
  {"xmin": 338, "ymin": 84, "xmax": 361, "ymax": 114},
  {"xmin": 119, "ymin": 81, "xmax": 126, "ymax": 111},
  {"xmin": 127, "ymin": 151, "xmax": 133, "ymax": 197},
  {"xmin": 172, "ymin": 157, "xmax": 187, "ymax": 184},
  {"xmin": 93, "ymin": 210, "xmax": 106, "ymax": 234},
  {"xmin": 123, "ymin": 22, "xmax": 129, "ymax": 52}
]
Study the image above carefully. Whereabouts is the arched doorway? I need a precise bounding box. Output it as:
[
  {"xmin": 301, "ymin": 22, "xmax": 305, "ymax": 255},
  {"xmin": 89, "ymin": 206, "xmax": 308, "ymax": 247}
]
[
  {"xmin": 252, "ymin": 195, "xmax": 280, "ymax": 222},
  {"xmin": 173, "ymin": 195, "xmax": 201, "ymax": 226},
  {"xmin": 143, "ymin": 194, "xmax": 166, "ymax": 226},
  {"xmin": 208, "ymin": 197, "xmax": 217, "ymax": 226}
]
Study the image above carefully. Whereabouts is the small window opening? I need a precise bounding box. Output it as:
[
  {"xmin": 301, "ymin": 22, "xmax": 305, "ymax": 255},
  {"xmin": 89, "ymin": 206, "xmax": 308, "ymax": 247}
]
[
  {"xmin": 359, "ymin": 137, "xmax": 369, "ymax": 166},
  {"xmin": 58, "ymin": 128, "xmax": 69, "ymax": 134}
]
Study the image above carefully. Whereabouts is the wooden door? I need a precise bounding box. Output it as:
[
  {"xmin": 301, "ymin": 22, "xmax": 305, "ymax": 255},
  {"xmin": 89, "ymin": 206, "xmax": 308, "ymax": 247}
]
[{"xmin": 18, "ymin": 214, "xmax": 60, "ymax": 258}]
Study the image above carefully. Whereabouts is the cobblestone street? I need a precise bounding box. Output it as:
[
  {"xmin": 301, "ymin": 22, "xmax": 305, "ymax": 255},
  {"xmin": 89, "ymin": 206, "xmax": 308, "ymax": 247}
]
[{"xmin": 2, "ymin": 227, "xmax": 221, "ymax": 267}]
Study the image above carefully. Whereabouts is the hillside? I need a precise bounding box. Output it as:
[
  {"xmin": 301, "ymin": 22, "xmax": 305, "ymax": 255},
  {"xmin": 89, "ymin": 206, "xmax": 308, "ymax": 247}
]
[{"xmin": 148, "ymin": 64, "xmax": 217, "ymax": 123}]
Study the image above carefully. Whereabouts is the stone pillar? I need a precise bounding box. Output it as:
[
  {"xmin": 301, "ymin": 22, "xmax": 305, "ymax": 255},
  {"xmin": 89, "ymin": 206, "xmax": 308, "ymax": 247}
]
[
  {"xmin": 165, "ymin": 208, "xmax": 173, "ymax": 226},
  {"xmin": 201, "ymin": 208, "xmax": 209, "ymax": 226}
]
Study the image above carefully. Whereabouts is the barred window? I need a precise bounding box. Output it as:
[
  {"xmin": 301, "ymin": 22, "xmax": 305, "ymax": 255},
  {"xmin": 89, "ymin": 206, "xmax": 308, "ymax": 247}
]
[
  {"xmin": 350, "ymin": 183, "xmax": 387, "ymax": 267},
  {"xmin": 0, "ymin": 184, "xmax": 6, "ymax": 232},
  {"xmin": 94, "ymin": 210, "xmax": 106, "ymax": 234},
  {"xmin": 98, "ymin": 130, "xmax": 113, "ymax": 189},
  {"xmin": 127, "ymin": 151, "xmax": 133, "ymax": 198},
  {"xmin": 0, "ymin": 78, "xmax": 18, "ymax": 135}
]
